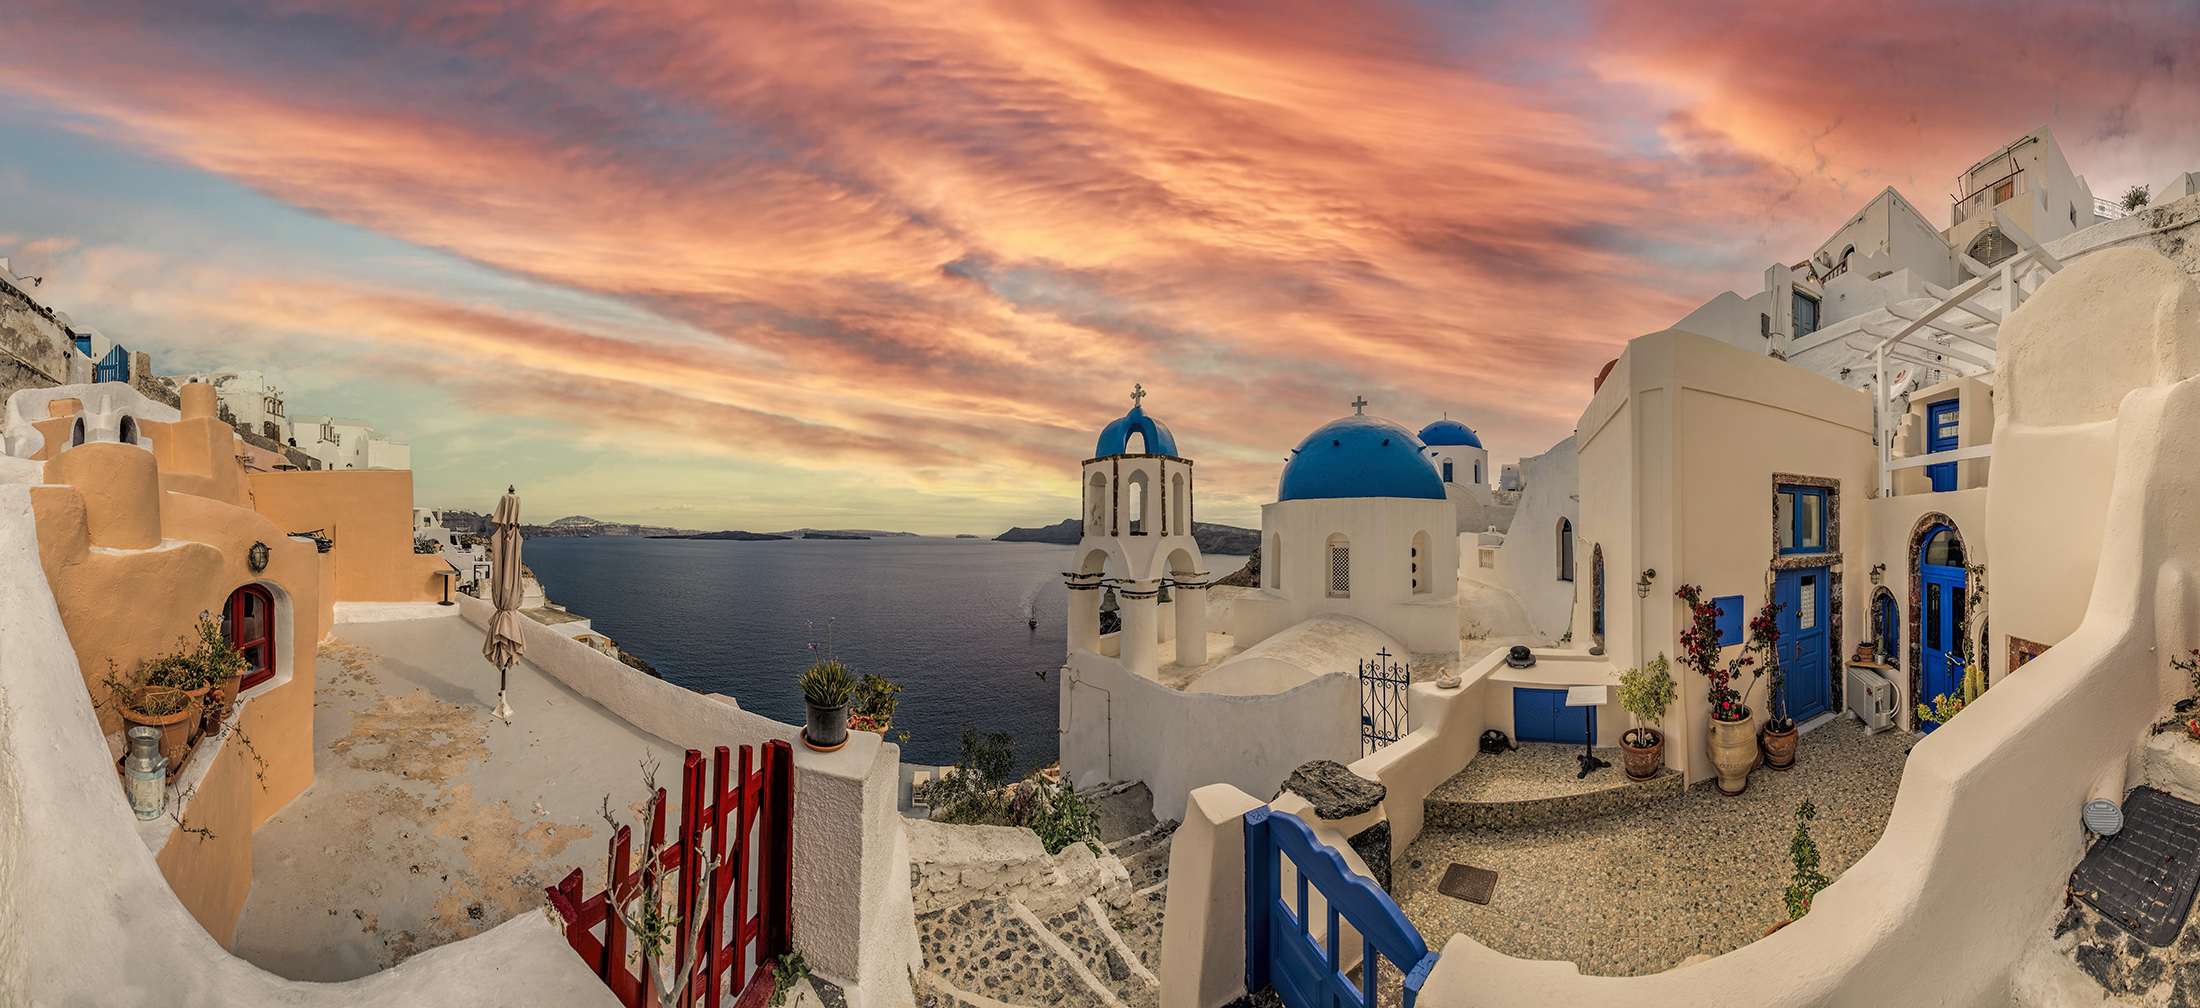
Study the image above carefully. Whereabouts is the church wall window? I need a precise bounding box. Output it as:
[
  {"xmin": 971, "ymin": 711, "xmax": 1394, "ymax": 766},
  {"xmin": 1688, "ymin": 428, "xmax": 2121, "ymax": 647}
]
[
  {"xmin": 1474, "ymin": 460, "xmax": 1481, "ymax": 483},
  {"xmin": 1557, "ymin": 518, "xmax": 1575, "ymax": 582},
  {"xmin": 1172, "ymin": 472, "xmax": 1187, "ymax": 533},
  {"xmin": 1442, "ymin": 459, "xmax": 1454, "ymax": 483},
  {"xmin": 1127, "ymin": 470, "xmax": 1150, "ymax": 535},
  {"xmin": 1088, "ymin": 473, "xmax": 1107, "ymax": 535},
  {"xmin": 1327, "ymin": 533, "xmax": 1351, "ymax": 598}
]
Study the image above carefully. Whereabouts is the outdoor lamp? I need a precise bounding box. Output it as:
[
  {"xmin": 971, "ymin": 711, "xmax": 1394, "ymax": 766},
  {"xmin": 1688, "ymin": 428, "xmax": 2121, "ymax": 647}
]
[
  {"xmin": 247, "ymin": 540, "xmax": 270, "ymax": 573},
  {"xmin": 1636, "ymin": 568, "xmax": 1657, "ymax": 598}
]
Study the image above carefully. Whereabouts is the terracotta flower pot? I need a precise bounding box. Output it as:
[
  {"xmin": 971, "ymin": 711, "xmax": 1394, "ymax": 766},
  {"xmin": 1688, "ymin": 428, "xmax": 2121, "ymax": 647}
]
[
  {"xmin": 1621, "ymin": 728, "xmax": 1665, "ymax": 781},
  {"xmin": 123, "ymin": 689, "xmax": 201, "ymax": 771},
  {"xmin": 1708, "ymin": 711, "xmax": 1756, "ymax": 795},
  {"xmin": 1761, "ymin": 723, "xmax": 1799, "ymax": 770}
]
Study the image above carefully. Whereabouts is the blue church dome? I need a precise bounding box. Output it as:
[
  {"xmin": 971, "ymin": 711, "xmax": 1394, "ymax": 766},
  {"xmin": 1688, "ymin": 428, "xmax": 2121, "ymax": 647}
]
[
  {"xmin": 1095, "ymin": 404, "xmax": 1179, "ymax": 457},
  {"xmin": 1278, "ymin": 415, "xmax": 1445, "ymax": 502},
  {"xmin": 1417, "ymin": 418, "xmax": 1482, "ymax": 449}
]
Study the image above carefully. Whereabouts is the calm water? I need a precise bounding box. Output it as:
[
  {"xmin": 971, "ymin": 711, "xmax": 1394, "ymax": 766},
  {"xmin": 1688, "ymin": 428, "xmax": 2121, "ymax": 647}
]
[{"xmin": 522, "ymin": 536, "xmax": 1243, "ymax": 767}]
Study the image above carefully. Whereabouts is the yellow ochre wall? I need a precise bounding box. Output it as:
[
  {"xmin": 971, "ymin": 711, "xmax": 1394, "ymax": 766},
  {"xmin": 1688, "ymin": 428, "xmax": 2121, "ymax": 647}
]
[
  {"xmin": 25, "ymin": 381, "xmax": 434, "ymax": 947},
  {"xmin": 250, "ymin": 469, "xmax": 449, "ymax": 604}
]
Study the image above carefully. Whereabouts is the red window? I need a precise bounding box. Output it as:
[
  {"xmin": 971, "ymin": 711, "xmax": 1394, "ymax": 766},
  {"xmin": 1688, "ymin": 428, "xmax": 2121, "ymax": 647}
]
[{"xmin": 227, "ymin": 585, "xmax": 276, "ymax": 692}]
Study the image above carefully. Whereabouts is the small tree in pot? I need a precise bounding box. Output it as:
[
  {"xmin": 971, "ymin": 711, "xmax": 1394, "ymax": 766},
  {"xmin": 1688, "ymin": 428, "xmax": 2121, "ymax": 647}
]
[
  {"xmin": 1745, "ymin": 601, "xmax": 1799, "ymax": 770},
  {"xmin": 1618, "ymin": 653, "xmax": 1675, "ymax": 780}
]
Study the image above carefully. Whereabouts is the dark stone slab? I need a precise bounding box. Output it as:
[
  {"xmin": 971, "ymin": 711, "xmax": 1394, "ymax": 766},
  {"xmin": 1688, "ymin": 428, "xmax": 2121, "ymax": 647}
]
[
  {"xmin": 2073, "ymin": 787, "xmax": 2200, "ymax": 947},
  {"xmin": 1274, "ymin": 760, "xmax": 1386, "ymax": 819},
  {"xmin": 1348, "ymin": 820, "xmax": 1392, "ymax": 892}
]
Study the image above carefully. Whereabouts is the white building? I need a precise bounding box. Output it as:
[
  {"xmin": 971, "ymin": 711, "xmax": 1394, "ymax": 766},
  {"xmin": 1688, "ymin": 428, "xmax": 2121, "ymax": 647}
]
[
  {"xmin": 157, "ymin": 370, "xmax": 288, "ymax": 441},
  {"xmin": 288, "ymin": 413, "xmax": 410, "ymax": 471}
]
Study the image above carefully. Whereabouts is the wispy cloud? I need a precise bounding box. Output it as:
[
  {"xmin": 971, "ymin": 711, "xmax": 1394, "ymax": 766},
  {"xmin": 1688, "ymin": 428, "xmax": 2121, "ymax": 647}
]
[{"xmin": 1, "ymin": 0, "xmax": 2195, "ymax": 529}]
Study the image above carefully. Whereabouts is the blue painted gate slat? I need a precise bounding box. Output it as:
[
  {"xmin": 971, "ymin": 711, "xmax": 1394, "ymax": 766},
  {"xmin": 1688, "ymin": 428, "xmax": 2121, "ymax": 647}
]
[{"xmin": 1246, "ymin": 808, "xmax": 1437, "ymax": 1008}]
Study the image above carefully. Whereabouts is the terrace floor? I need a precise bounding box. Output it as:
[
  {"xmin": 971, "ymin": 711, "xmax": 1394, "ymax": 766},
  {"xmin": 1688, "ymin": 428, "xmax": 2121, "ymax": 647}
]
[
  {"xmin": 228, "ymin": 614, "xmax": 682, "ymax": 981},
  {"xmin": 1394, "ymin": 717, "xmax": 1912, "ymax": 977}
]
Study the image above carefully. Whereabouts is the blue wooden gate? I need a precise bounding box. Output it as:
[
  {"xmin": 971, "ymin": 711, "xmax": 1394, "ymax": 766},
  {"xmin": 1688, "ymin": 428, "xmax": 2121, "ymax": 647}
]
[
  {"xmin": 1245, "ymin": 808, "xmax": 1437, "ymax": 1008},
  {"xmin": 1512, "ymin": 687, "xmax": 1592, "ymax": 745},
  {"xmin": 94, "ymin": 345, "xmax": 129, "ymax": 384}
]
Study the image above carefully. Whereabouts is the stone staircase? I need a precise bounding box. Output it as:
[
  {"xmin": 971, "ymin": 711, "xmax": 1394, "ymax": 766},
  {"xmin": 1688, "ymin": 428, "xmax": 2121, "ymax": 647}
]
[{"xmin": 914, "ymin": 785, "xmax": 1174, "ymax": 1008}]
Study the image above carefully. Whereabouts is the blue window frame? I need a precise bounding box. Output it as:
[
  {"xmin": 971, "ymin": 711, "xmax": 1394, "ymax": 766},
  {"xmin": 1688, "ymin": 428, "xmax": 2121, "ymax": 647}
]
[
  {"xmin": 1713, "ymin": 595, "xmax": 1744, "ymax": 646},
  {"xmin": 1792, "ymin": 290, "xmax": 1821, "ymax": 338},
  {"xmin": 1776, "ymin": 485, "xmax": 1829, "ymax": 555}
]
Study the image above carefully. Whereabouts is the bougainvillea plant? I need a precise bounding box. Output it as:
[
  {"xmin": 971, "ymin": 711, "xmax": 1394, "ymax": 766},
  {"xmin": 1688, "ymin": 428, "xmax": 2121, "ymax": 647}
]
[
  {"xmin": 1748, "ymin": 601, "xmax": 1789, "ymax": 730},
  {"xmin": 1676, "ymin": 585, "xmax": 1745, "ymax": 720},
  {"xmin": 1677, "ymin": 584, "xmax": 1786, "ymax": 723},
  {"xmin": 2174, "ymin": 648, "xmax": 2200, "ymax": 696}
]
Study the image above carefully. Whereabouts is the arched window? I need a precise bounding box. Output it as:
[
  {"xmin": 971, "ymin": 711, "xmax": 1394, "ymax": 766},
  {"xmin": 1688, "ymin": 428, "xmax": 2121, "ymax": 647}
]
[
  {"xmin": 1326, "ymin": 533, "xmax": 1351, "ymax": 598},
  {"xmin": 118, "ymin": 415, "xmax": 138, "ymax": 445},
  {"xmin": 1411, "ymin": 531, "xmax": 1431, "ymax": 594},
  {"xmin": 1591, "ymin": 545, "xmax": 1605, "ymax": 646},
  {"xmin": 1442, "ymin": 458, "xmax": 1455, "ymax": 483},
  {"xmin": 1088, "ymin": 473, "xmax": 1107, "ymax": 534},
  {"xmin": 1172, "ymin": 472, "xmax": 1187, "ymax": 533},
  {"xmin": 1557, "ymin": 518, "xmax": 1575, "ymax": 582},
  {"xmin": 69, "ymin": 417, "xmax": 85, "ymax": 448},
  {"xmin": 228, "ymin": 584, "xmax": 277, "ymax": 692},
  {"xmin": 1267, "ymin": 533, "xmax": 1282, "ymax": 590},
  {"xmin": 1126, "ymin": 470, "xmax": 1150, "ymax": 535},
  {"xmin": 1474, "ymin": 460, "xmax": 1481, "ymax": 484}
]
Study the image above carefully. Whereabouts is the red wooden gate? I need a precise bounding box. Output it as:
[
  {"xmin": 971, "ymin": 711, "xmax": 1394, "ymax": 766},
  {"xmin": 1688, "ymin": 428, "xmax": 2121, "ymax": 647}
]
[{"xmin": 547, "ymin": 740, "xmax": 795, "ymax": 1008}]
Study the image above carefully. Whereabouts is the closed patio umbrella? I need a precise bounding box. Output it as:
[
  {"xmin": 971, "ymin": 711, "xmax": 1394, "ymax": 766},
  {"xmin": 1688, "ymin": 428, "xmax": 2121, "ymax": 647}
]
[{"xmin": 484, "ymin": 485, "xmax": 525, "ymax": 722}]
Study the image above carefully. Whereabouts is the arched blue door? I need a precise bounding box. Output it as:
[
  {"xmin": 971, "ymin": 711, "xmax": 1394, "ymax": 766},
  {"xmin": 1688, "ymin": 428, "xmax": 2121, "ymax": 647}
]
[{"xmin": 1919, "ymin": 527, "xmax": 1967, "ymax": 732}]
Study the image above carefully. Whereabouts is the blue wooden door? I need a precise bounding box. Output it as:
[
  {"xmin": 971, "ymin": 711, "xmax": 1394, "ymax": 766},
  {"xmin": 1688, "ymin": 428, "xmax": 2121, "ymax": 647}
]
[
  {"xmin": 94, "ymin": 345, "xmax": 129, "ymax": 383},
  {"xmin": 1926, "ymin": 399, "xmax": 1960, "ymax": 492},
  {"xmin": 1774, "ymin": 568, "xmax": 1831, "ymax": 722},
  {"xmin": 1512, "ymin": 687, "xmax": 1591, "ymax": 745},
  {"xmin": 1920, "ymin": 528, "xmax": 1967, "ymax": 731}
]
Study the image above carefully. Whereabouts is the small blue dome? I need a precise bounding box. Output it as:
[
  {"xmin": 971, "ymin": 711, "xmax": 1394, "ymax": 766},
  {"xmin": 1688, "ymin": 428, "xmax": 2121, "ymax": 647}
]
[
  {"xmin": 1278, "ymin": 415, "xmax": 1445, "ymax": 502},
  {"xmin": 1417, "ymin": 419, "xmax": 1482, "ymax": 448},
  {"xmin": 1095, "ymin": 405, "xmax": 1179, "ymax": 457}
]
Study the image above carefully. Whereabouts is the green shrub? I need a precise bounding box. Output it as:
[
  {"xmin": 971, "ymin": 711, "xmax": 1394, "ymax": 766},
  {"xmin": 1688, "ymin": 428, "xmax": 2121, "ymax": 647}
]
[
  {"xmin": 146, "ymin": 616, "xmax": 249, "ymax": 692},
  {"xmin": 799, "ymin": 660, "xmax": 855, "ymax": 707},
  {"xmin": 1024, "ymin": 777, "xmax": 1100, "ymax": 856},
  {"xmin": 1784, "ymin": 800, "xmax": 1830, "ymax": 920},
  {"xmin": 849, "ymin": 674, "xmax": 901, "ymax": 731}
]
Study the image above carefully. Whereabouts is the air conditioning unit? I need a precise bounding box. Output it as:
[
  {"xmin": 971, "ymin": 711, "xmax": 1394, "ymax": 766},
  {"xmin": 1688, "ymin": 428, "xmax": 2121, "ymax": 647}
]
[{"xmin": 1847, "ymin": 665, "xmax": 1896, "ymax": 734}]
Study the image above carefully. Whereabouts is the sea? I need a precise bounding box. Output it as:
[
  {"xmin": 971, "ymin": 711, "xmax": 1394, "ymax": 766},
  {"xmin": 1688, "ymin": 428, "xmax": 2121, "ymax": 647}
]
[{"xmin": 521, "ymin": 535, "xmax": 1245, "ymax": 768}]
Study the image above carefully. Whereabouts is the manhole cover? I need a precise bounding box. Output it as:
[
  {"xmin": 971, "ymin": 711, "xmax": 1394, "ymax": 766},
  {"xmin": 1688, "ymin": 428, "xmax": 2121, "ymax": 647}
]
[
  {"xmin": 2071, "ymin": 787, "xmax": 2200, "ymax": 946},
  {"xmin": 1439, "ymin": 863, "xmax": 1497, "ymax": 905}
]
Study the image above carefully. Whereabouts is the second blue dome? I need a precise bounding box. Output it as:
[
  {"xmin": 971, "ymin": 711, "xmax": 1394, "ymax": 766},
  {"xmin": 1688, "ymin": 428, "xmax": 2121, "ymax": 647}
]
[{"xmin": 1279, "ymin": 415, "xmax": 1445, "ymax": 501}]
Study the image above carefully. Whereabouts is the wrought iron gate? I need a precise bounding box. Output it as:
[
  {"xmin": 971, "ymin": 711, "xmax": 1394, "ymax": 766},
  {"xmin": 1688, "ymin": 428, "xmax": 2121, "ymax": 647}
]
[{"xmin": 1359, "ymin": 649, "xmax": 1408, "ymax": 754}]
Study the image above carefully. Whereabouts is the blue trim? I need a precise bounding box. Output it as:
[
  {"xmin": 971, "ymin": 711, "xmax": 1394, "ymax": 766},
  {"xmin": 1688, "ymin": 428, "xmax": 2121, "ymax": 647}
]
[
  {"xmin": 1778, "ymin": 485, "xmax": 1829, "ymax": 555},
  {"xmin": 1712, "ymin": 595, "xmax": 1744, "ymax": 646}
]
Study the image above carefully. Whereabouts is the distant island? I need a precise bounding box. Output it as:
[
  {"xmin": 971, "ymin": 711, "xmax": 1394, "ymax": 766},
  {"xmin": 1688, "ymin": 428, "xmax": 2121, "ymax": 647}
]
[
  {"xmin": 954, "ymin": 534, "xmax": 979, "ymax": 538},
  {"xmin": 768, "ymin": 528, "xmax": 918, "ymax": 538},
  {"xmin": 646, "ymin": 530, "xmax": 791, "ymax": 541},
  {"xmin": 430, "ymin": 511, "xmax": 706, "ymax": 539},
  {"xmin": 994, "ymin": 519, "xmax": 1259, "ymax": 555},
  {"xmin": 801, "ymin": 531, "xmax": 870, "ymax": 540}
]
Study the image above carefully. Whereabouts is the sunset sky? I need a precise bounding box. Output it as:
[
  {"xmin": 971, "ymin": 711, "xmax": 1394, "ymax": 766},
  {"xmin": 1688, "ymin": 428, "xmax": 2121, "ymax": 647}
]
[{"xmin": 3, "ymin": 1, "xmax": 2196, "ymax": 533}]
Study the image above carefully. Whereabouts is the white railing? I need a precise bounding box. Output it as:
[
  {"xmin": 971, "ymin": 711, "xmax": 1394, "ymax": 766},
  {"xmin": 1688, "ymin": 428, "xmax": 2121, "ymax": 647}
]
[{"xmin": 1886, "ymin": 442, "xmax": 1993, "ymax": 473}]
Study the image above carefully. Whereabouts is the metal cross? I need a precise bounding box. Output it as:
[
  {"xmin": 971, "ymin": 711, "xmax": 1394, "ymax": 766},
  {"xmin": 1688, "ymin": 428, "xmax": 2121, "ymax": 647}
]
[
  {"xmin": 1351, "ymin": 395, "xmax": 1368, "ymax": 415},
  {"xmin": 1131, "ymin": 383, "xmax": 1147, "ymax": 407}
]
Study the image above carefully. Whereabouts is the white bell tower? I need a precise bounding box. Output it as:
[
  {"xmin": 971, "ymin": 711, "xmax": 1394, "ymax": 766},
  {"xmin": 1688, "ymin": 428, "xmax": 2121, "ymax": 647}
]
[{"xmin": 1066, "ymin": 384, "xmax": 1208, "ymax": 677}]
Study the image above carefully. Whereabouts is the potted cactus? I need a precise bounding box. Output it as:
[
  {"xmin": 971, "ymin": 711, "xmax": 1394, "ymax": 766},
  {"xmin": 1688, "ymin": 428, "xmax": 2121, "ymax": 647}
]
[{"xmin": 1618, "ymin": 653, "xmax": 1675, "ymax": 780}]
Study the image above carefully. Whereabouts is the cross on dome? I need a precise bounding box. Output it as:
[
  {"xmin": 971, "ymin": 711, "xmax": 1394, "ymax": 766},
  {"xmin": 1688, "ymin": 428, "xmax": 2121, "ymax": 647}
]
[
  {"xmin": 1351, "ymin": 395, "xmax": 1368, "ymax": 415},
  {"xmin": 1131, "ymin": 383, "xmax": 1147, "ymax": 407}
]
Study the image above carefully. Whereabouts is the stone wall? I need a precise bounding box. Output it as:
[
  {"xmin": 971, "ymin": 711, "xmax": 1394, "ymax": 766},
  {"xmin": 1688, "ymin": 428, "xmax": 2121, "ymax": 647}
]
[
  {"xmin": 0, "ymin": 278, "xmax": 70, "ymax": 405},
  {"xmin": 906, "ymin": 819, "xmax": 1131, "ymax": 919}
]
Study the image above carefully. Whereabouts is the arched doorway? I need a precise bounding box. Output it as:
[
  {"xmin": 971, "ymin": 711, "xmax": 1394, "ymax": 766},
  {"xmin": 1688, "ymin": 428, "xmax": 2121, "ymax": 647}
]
[
  {"xmin": 1917, "ymin": 525, "xmax": 1968, "ymax": 730},
  {"xmin": 227, "ymin": 584, "xmax": 277, "ymax": 691}
]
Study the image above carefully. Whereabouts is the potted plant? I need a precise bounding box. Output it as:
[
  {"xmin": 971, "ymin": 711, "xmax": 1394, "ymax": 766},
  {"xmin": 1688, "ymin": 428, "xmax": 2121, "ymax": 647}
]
[
  {"xmin": 1678, "ymin": 585, "xmax": 1768, "ymax": 795},
  {"xmin": 800, "ymin": 660, "xmax": 855, "ymax": 751},
  {"xmin": 1618, "ymin": 653, "xmax": 1675, "ymax": 780},
  {"xmin": 848, "ymin": 674, "xmax": 902, "ymax": 737},
  {"xmin": 1746, "ymin": 602, "xmax": 1798, "ymax": 770},
  {"xmin": 144, "ymin": 615, "xmax": 249, "ymax": 742},
  {"xmin": 101, "ymin": 661, "xmax": 200, "ymax": 770}
]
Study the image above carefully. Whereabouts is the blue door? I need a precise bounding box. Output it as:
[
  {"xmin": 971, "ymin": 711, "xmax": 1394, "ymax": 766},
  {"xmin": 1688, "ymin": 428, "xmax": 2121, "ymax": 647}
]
[
  {"xmin": 1926, "ymin": 399, "xmax": 1960, "ymax": 492},
  {"xmin": 1919, "ymin": 527, "xmax": 1967, "ymax": 731},
  {"xmin": 1513, "ymin": 687, "xmax": 1592, "ymax": 745},
  {"xmin": 1774, "ymin": 568, "xmax": 1831, "ymax": 722},
  {"xmin": 94, "ymin": 345, "xmax": 129, "ymax": 384}
]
